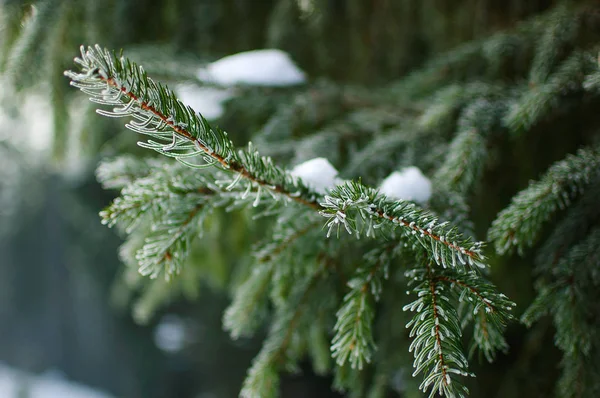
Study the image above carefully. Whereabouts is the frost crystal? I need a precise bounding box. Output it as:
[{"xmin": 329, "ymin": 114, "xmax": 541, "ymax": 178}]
[
  {"xmin": 197, "ymin": 49, "xmax": 306, "ymax": 87},
  {"xmin": 379, "ymin": 167, "xmax": 432, "ymax": 204},
  {"xmin": 290, "ymin": 157, "xmax": 342, "ymax": 195}
]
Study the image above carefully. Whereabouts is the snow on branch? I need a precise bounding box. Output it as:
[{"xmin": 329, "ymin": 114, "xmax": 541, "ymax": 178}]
[
  {"xmin": 379, "ymin": 166, "xmax": 432, "ymax": 204},
  {"xmin": 66, "ymin": 46, "xmax": 488, "ymax": 275},
  {"xmin": 320, "ymin": 181, "xmax": 487, "ymax": 271},
  {"xmin": 64, "ymin": 45, "xmax": 519, "ymax": 397},
  {"xmin": 65, "ymin": 45, "xmax": 320, "ymax": 209}
]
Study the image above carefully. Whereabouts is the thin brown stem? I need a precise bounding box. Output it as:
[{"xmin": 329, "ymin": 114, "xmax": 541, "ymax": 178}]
[
  {"xmin": 373, "ymin": 208, "xmax": 478, "ymax": 258},
  {"xmin": 103, "ymin": 76, "xmax": 321, "ymax": 210},
  {"xmin": 435, "ymin": 275, "xmax": 495, "ymax": 313},
  {"xmin": 435, "ymin": 275, "xmax": 495, "ymax": 340},
  {"xmin": 101, "ymin": 76, "xmax": 478, "ymax": 264}
]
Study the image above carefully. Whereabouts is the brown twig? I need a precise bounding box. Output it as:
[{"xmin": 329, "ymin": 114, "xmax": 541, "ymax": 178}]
[{"xmin": 103, "ymin": 76, "xmax": 321, "ymax": 210}]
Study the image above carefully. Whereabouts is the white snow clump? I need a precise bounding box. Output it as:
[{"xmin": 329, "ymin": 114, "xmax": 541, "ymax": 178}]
[
  {"xmin": 175, "ymin": 84, "xmax": 235, "ymax": 120},
  {"xmin": 379, "ymin": 166, "xmax": 432, "ymax": 204},
  {"xmin": 290, "ymin": 157, "xmax": 342, "ymax": 195},
  {"xmin": 197, "ymin": 49, "xmax": 306, "ymax": 87}
]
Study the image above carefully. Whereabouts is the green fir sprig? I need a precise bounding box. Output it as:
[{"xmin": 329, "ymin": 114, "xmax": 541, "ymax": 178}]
[
  {"xmin": 488, "ymin": 146, "xmax": 600, "ymax": 255},
  {"xmin": 65, "ymin": 44, "xmax": 517, "ymax": 398}
]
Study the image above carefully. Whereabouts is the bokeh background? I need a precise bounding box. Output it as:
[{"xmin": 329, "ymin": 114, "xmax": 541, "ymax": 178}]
[{"xmin": 0, "ymin": 1, "xmax": 589, "ymax": 397}]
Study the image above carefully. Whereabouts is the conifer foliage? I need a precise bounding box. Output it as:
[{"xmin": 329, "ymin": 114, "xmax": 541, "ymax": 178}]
[
  {"xmin": 53, "ymin": 2, "xmax": 600, "ymax": 397},
  {"xmin": 67, "ymin": 45, "xmax": 514, "ymax": 397}
]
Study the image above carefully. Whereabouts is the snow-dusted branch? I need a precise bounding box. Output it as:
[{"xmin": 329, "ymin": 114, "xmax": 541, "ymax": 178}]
[
  {"xmin": 320, "ymin": 181, "xmax": 487, "ymax": 271},
  {"xmin": 65, "ymin": 45, "xmax": 321, "ymax": 210}
]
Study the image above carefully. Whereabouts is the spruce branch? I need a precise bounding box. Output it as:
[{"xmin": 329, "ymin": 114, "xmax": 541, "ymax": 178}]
[
  {"xmin": 535, "ymin": 178, "xmax": 600, "ymax": 274},
  {"xmin": 99, "ymin": 162, "xmax": 237, "ymax": 300},
  {"xmin": 62, "ymin": 45, "xmax": 521, "ymax": 398},
  {"xmin": 488, "ymin": 146, "xmax": 600, "ymax": 256},
  {"xmin": 65, "ymin": 45, "xmax": 320, "ymax": 209},
  {"xmin": 320, "ymin": 181, "xmax": 487, "ymax": 271},
  {"xmin": 67, "ymin": 46, "xmax": 488, "ymax": 274},
  {"xmin": 100, "ymin": 163, "xmax": 217, "ymax": 278},
  {"xmin": 388, "ymin": 5, "xmax": 561, "ymax": 99},
  {"xmin": 436, "ymin": 272, "xmax": 515, "ymax": 362},
  {"xmin": 240, "ymin": 264, "xmax": 324, "ymax": 398},
  {"xmin": 342, "ymin": 125, "xmax": 418, "ymax": 178},
  {"xmin": 528, "ymin": 3, "xmax": 579, "ymax": 86},
  {"xmin": 223, "ymin": 260, "xmax": 274, "ymax": 340},
  {"xmin": 389, "ymin": 41, "xmax": 485, "ymax": 99},
  {"xmin": 417, "ymin": 83, "xmax": 501, "ymax": 133},
  {"xmin": 135, "ymin": 201, "xmax": 204, "ymax": 278},
  {"xmin": 428, "ymin": 188, "xmax": 475, "ymax": 239},
  {"xmin": 264, "ymin": 212, "xmax": 325, "ymax": 310},
  {"xmin": 522, "ymin": 226, "xmax": 600, "ymax": 396},
  {"xmin": 522, "ymin": 226, "xmax": 600, "ymax": 357},
  {"xmin": 583, "ymin": 68, "xmax": 600, "ymax": 92},
  {"xmin": 434, "ymin": 98, "xmax": 506, "ymax": 195},
  {"xmin": 331, "ymin": 246, "xmax": 392, "ymax": 370},
  {"xmin": 504, "ymin": 51, "xmax": 595, "ymax": 133},
  {"xmin": 558, "ymin": 348, "xmax": 600, "ymax": 398},
  {"xmin": 403, "ymin": 265, "xmax": 472, "ymax": 398},
  {"xmin": 255, "ymin": 216, "xmax": 321, "ymax": 264},
  {"xmin": 96, "ymin": 156, "xmax": 165, "ymax": 190},
  {"xmin": 223, "ymin": 212, "xmax": 321, "ymax": 339},
  {"xmin": 307, "ymin": 312, "xmax": 334, "ymax": 376}
]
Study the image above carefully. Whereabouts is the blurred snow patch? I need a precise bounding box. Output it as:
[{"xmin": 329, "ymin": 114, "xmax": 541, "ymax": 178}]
[
  {"xmin": 197, "ymin": 49, "xmax": 306, "ymax": 87},
  {"xmin": 154, "ymin": 314, "xmax": 186, "ymax": 353},
  {"xmin": 290, "ymin": 157, "xmax": 342, "ymax": 195},
  {"xmin": 0, "ymin": 363, "xmax": 114, "ymax": 398},
  {"xmin": 175, "ymin": 84, "xmax": 235, "ymax": 120},
  {"xmin": 379, "ymin": 167, "xmax": 432, "ymax": 204},
  {"xmin": 0, "ymin": 92, "xmax": 53, "ymax": 154}
]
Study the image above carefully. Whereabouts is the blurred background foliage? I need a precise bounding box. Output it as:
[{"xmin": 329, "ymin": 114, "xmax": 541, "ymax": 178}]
[{"xmin": 1, "ymin": 0, "xmax": 599, "ymax": 397}]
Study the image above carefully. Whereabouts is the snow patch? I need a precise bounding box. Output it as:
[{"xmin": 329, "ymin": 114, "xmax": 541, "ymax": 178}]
[
  {"xmin": 379, "ymin": 167, "xmax": 432, "ymax": 204},
  {"xmin": 175, "ymin": 84, "xmax": 235, "ymax": 120},
  {"xmin": 0, "ymin": 92, "xmax": 53, "ymax": 154},
  {"xmin": 290, "ymin": 157, "xmax": 341, "ymax": 195},
  {"xmin": 197, "ymin": 49, "xmax": 306, "ymax": 87},
  {"xmin": 0, "ymin": 363, "xmax": 114, "ymax": 398},
  {"xmin": 154, "ymin": 314, "xmax": 187, "ymax": 354}
]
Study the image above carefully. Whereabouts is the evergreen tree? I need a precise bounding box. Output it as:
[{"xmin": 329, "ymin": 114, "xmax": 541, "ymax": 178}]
[{"xmin": 3, "ymin": 1, "xmax": 600, "ymax": 397}]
